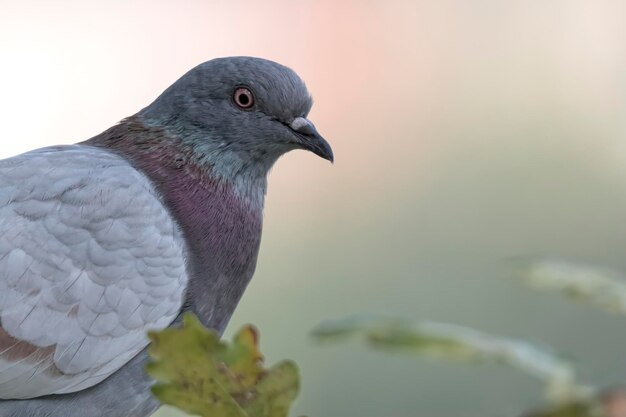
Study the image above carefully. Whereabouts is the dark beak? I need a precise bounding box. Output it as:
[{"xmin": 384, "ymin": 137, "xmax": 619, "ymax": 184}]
[{"xmin": 289, "ymin": 117, "xmax": 334, "ymax": 163}]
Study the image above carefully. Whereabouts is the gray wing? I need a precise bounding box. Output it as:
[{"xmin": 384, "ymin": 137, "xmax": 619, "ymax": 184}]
[{"xmin": 0, "ymin": 145, "xmax": 188, "ymax": 398}]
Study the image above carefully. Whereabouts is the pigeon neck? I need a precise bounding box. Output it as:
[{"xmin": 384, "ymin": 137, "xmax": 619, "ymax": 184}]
[
  {"xmin": 139, "ymin": 113, "xmax": 280, "ymax": 206},
  {"xmin": 85, "ymin": 115, "xmax": 268, "ymax": 208},
  {"xmin": 83, "ymin": 116, "xmax": 265, "ymax": 331}
]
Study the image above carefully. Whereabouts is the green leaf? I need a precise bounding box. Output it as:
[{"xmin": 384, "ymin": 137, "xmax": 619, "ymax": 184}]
[
  {"xmin": 146, "ymin": 313, "xmax": 300, "ymax": 417},
  {"xmin": 214, "ymin": 325, "xmax": 264, "ymax": 394},
  {"xmin": 244, "ymin": 361, "xmax": 300, "ymax": 417}
]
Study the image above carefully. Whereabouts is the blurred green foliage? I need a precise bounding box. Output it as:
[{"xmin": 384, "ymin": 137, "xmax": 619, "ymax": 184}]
[
  {"xmin": 146, "ymin": 313, "xmax": 299, "ymax": 417},
  {"xmin": 312, "ymin": 315, "xmax": 590, "ymax": 405},
  {"xmin": 309, "ymin": 258, "xmax": 626, "ymax": 417}
]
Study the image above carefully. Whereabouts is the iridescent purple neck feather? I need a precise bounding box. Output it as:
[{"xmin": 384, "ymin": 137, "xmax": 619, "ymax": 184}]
[{"xmin": 84, "ymin": 115, "xmax": 264, "ymax": 331}]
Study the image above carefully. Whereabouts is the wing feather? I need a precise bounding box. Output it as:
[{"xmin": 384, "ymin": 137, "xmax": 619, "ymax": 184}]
[{"xmin": 0, "ymin": 145, "xmax": 188, "ymax": 398}]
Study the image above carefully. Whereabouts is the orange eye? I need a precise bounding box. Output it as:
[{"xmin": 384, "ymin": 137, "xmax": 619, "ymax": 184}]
[{"xmin": 233, "ymin": 87, "xmax": 254, "ymax": 109}]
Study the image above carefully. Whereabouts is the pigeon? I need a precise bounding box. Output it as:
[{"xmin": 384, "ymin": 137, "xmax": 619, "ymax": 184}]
[{"xmin": 0, "ymin": 56, "xmax": 333, "ymax": 417}]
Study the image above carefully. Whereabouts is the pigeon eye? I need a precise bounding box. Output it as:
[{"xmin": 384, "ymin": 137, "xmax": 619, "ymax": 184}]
[{"xmin": 233, "ymin": 87, "xmax": 254, "ymax": 109}]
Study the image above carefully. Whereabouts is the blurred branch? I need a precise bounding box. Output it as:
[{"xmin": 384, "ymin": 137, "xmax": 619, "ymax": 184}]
[
  {"xmin": 510, "ymin": 258, "xmax": 626, "ymax": 314},
  {"xmin": 312, "ymin": 315, "xmax": 592, "ymax": 404}
]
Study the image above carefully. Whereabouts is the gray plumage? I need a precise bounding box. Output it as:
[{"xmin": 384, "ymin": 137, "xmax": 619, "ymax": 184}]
[{"xmin": 0, "ymin": 56, "xmax": 332, "ymax": 417}]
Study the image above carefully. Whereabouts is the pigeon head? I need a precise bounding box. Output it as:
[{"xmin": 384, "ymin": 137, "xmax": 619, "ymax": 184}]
[{"xmin": 139, "ymin": 57, "xmax": 333, "ymax": 177}]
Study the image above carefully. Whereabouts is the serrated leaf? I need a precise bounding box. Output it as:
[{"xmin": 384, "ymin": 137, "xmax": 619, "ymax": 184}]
[
  {"xmin": 244, "ymin": 361, "xmax": 300, "ymax": 417},
  {"xmin": 146, "ymin": 314, "xmax": 246, "ymax": 417},
  {"xmin": 215, "ymin": 325, "xmax": 264, "ymax": 393},
  {"xmin": 146, "ymin": 313, "xmax": 300, "ymax": 417}
]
